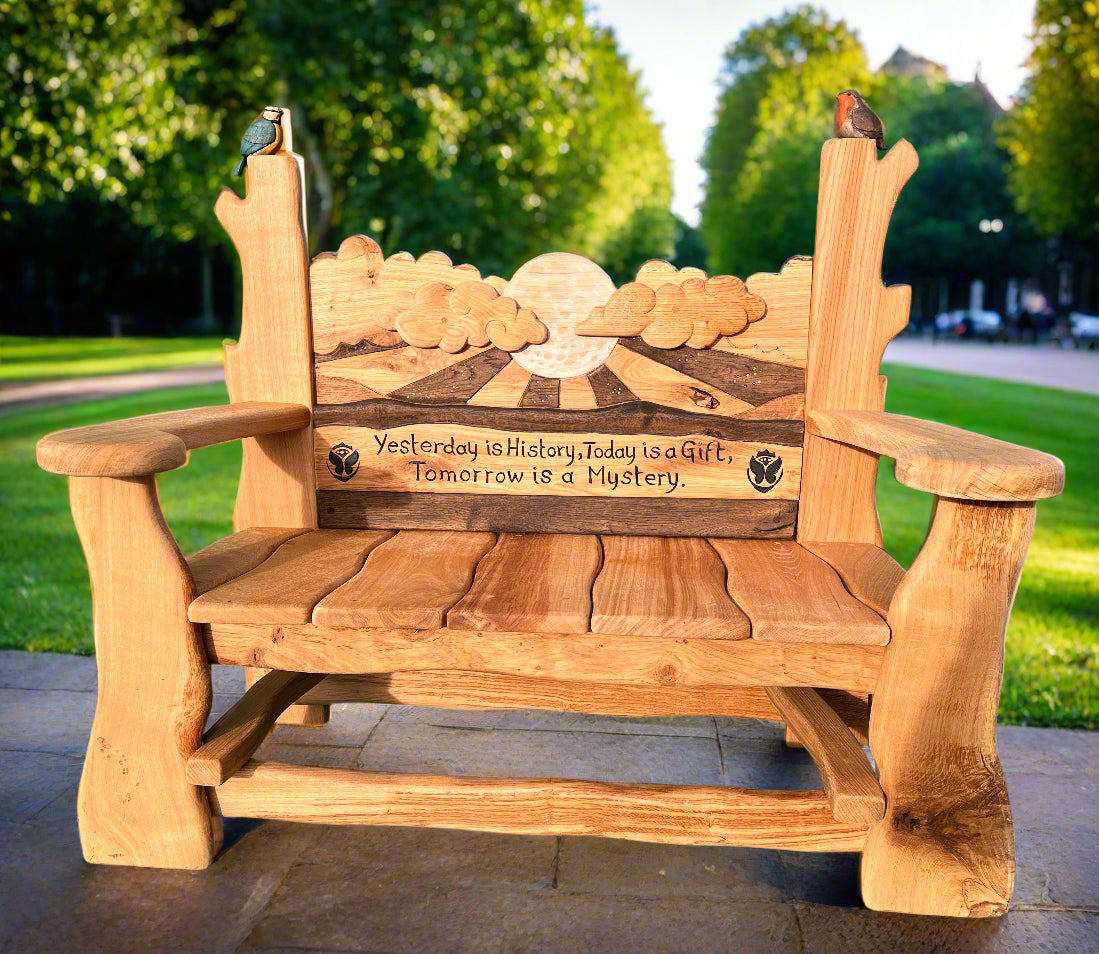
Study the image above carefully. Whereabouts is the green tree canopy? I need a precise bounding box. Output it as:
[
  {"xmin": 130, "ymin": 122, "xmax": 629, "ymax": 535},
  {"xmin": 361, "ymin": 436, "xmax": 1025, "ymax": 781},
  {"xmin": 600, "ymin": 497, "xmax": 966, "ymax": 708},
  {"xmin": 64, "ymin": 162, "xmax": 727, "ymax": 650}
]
[
  {"xmin": 1002, "ymin": 0, "xmax": 1099, "ymax": 248},
  {"xmin": 700, "ymin": 5, "xmax": 869, "ymax": 275},
  {"xmin": 1, "ymin": 0, "xmax": 673, "ymax": 277}
]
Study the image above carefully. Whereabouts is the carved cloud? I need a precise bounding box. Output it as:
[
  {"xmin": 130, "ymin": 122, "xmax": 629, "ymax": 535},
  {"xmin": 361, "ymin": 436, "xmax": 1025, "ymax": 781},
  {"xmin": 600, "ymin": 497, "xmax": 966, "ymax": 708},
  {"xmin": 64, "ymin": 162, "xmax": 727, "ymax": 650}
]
[
  {"xmin": 576, "ymin": 260, "xmax": 767, "ymax": 349},
  {"xmin": 394, "ymin": 280, "xmax": 547, "ymax": 353},
  {"xmin": 310, "ymin": 236, "xmax": 519, "ymax": 354}
]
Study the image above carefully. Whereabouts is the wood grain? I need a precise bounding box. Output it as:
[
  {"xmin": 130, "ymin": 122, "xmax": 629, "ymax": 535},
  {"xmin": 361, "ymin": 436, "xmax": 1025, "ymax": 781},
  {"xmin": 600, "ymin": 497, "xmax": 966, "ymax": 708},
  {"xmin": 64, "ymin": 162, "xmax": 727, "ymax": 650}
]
[
  {"xmin": 37, "ymin": 403, "xmax": 311, "ymax": 478},
  {"xmin": 602, "ymin": 346, "xmax": 754, "ymax": 417},
  {"xmin": 765, "ymin": 686, "xmax": 884, "ymax": 824},
  {"xmin": 70, "ymin": 476, "xmax": 219, "ymax": 868},
  {"xmin": 862, "ymin": 499, "xmax": 1035, "ymax": 917},
  {"xmin": 620, "ymin": 338, "xmax": 805, "ymax": 407},
  {"xmin": 203, "ymin": 622, "xmax": 885, "ymax": 691},
  {"xmin": 188, "ymin": 529, "xmax": 393, "ymax": 624},
  {"xmin": 210, "ymin": 761, "xmax": 867, "ymax": 851},
  {"xmin": 448, "ymin": 533, "xmax": 602, "ymax": 633},
  {"xmin": 314, "ymin": 399, "xmax": 806, "ymax": 443},
  {"xmin": 519, "ymin": 374, "xmax": 560, "ymax": 408},
  {"xmin": 715, "ymin": 256, "xmax": 813, "ymax": 369},
  {"xmin": 314, "ymin": 424, "xmax": 802, "ymax": 500},
  {"xmin": 709, "ymin": 539, "xmax": 890, "ymax": 645},
  {"xmin": 467, "ymin": 360, "xmax": 532, "ymax": 408},
  {"xmin": 186, "ymin": 528, "xmax": 307, "ymax": 595},
  {"xmin": 557, "ymin": 375, "xmax": 599, "ymax": 410},
  {"xmin": 187, "ymin": 670, "xmax": 325, "ymax": 786},
  {"xmin": 297, "ymin": 673, "xmax": 868, "ymax": 736},
  {"xmin": 313, "ymin": 530, "xmax": 497, "ymax": 629},
  {"xmin": 587, "ymin": 365, "xmax": 638, "ymax": 406},
  {"xmin": 215, "ymin": 154, "xmax": 317, "ymax": 530},
  {"xmin": 592, "ymin": 537, "xmax": 749, "ymax": 638},
  {"xmin": 802, "ymin": 542, "xmax": 904, "ymax": 619},
  {"xmin": 317, "ymin": 491, "xmax": 798, "ymax": 538},
  {"xmin": 808, "ymin": 410, "xmax": 1065, "ymax": 501},
  {"xmin": 314, "ymin": 345, "xmax": 495, "ymax": 399},
  {"xmin": 798, "ymin": 138, "xmax": 918, "ymax": 546},
  {"xmin": 388, "ymin": 349, "xmax": 512, "ymax": 404}
]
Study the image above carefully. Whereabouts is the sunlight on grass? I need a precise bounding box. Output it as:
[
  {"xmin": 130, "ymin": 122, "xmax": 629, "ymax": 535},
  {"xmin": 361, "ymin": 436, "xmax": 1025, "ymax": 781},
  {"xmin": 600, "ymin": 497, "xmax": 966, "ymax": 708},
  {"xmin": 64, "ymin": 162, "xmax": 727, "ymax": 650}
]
[
  {"xmin": 2, "ymin": 365, "xmax": 1096, "ymax": 727},
  {"xmin": 1, "ymin": 336, "xmax": 227, "ymax": 381}
]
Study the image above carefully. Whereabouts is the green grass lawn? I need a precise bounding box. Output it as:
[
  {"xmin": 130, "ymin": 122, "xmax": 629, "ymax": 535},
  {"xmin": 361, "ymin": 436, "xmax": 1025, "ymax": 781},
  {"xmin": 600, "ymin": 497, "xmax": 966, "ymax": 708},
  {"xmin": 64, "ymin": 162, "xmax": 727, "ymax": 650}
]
[
  {"xmin": 2, "ymin": 366, "xmax": 1096, "ymax": 728},
  {"xmin": 1, "ymin": 335, "xmax": 226, "ymax": 382}
]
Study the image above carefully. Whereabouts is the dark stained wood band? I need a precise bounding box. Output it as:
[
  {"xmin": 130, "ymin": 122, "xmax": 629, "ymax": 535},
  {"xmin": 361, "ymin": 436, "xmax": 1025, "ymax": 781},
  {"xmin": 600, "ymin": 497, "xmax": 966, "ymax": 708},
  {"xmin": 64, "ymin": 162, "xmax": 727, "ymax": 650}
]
[
  {"xmin": 519, "ymin": 375, "xmax": 561, "ymax": 408},
  {"xmin": 314, "ymin": 338, "xmax": 406, "ymax": 364},
  {"xmin": 388, "ymin": 349, "xmax": 513, "ymax": 404},
  {"xmin": 588, "ymin": 365, "xmax": 638, "ymax": 406},
  {"xmin": 317, "ymin": 491, "xmax": 798, "ymax": 538},
  {"xmin": 619, "ymin": 338, "xmax": 805, "ymax": 406},
  {"xmin": 313, "ymin": 399, "xmax": 805, "ymax": 445}
]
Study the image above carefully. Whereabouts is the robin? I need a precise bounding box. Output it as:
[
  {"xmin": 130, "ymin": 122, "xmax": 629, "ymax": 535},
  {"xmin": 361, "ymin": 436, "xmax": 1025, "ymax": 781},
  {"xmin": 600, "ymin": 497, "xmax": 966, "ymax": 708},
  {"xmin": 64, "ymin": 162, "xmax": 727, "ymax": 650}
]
[
  {"xmin": 234, "ymin": 106, "xmax": 284, "ymax": 176},
  {"xmin": 834, "ymin": 90, "xmax": 884, "ymax": 150}
]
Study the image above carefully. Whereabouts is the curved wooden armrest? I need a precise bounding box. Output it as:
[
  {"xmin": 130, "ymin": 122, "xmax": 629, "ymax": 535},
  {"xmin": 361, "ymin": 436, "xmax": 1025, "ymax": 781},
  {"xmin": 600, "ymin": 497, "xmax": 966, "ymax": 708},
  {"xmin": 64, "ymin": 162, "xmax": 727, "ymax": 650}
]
[
  {"xmin": 808, "ymin": 409, "xmax": 1064, "ymax": 501},
  {"xmin": 37, "ymin": 402, "xmax": 311, "ymax": 478}
]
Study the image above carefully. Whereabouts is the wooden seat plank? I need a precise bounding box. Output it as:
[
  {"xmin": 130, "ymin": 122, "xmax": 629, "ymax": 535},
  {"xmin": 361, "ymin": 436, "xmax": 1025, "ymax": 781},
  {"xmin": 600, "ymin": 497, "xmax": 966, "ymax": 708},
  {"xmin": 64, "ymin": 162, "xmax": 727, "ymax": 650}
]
[
  {"xmin": 186, "ymin": 528, "xmax": 308, "ymax": 595},
  {"xmin": 591, "ymin": 536, "xmax": 749, "ymax": 638},
  {"xmin": 188, "ymin": 529, "xmax": 393, "ymax": 624},
  {"xmin": 313, "ymin": 530, "xmax": 497, "ymax": 629},
  {"xmin": 447, "ymin": 532, "xmax": 602, "ymax": 633},
  {"xmin": 708, "ymin": 539, "xmax": 889, "ymax": 645}
]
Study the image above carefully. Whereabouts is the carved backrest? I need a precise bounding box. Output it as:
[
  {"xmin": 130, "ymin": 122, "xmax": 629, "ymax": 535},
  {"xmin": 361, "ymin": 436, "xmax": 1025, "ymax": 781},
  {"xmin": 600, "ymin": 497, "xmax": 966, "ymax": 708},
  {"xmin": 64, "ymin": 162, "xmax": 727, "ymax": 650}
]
[
  {"xmin": 218, "ymin": 112, "xmax": 915, "ymax": 542},
  {"xmin": 309, "ymin": 240, "xmax": 811, "ymax": 537}
]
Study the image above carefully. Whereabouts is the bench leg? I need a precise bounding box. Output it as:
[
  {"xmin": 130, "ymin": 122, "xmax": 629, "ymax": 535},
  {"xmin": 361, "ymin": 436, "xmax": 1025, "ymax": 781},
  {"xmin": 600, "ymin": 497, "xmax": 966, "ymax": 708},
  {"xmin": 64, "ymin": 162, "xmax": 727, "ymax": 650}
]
[
  {"xmin": 72, "ymin": 476, "xmax": 221, "ymax": 868},
  {"xmin": 861, "ymin": 499, "xmax": 1034, "ymax": 916}
]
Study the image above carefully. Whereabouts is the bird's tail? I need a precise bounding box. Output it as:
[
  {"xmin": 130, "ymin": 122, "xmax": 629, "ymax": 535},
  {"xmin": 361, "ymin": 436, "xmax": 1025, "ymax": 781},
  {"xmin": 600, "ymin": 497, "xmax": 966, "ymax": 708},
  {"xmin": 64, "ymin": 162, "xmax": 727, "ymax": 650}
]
[{"xmin": 234, "ymin": 156, "xmax": 247, "ymax": 177}]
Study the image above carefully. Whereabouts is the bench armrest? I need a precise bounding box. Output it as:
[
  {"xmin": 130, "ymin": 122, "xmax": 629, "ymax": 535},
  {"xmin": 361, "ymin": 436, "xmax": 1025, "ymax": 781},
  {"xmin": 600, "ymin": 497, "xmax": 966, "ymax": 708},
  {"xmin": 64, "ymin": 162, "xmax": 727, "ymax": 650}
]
[
  {"xmin": 37, "ymin": 403, "xmax": 312, "ymax": 478},
  {"xmin": 807, "ymin": 409, "xmax": 1064, "ymax": 501}
]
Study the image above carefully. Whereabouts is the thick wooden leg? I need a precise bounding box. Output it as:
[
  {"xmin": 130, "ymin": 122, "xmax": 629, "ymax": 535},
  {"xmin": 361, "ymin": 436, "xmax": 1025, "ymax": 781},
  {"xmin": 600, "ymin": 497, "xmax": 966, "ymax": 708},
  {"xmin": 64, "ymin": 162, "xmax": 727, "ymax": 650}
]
[
  {"xmin": 246, "ymin": 667, "xmax": 329, "ymax": 726},
  {"xmin": 861, "ymin": 499, "xmax": 1035, "ymax": 916},
  {"xmin": 72, "ymin": 476, "xmax": 221, "ymax": 868}
]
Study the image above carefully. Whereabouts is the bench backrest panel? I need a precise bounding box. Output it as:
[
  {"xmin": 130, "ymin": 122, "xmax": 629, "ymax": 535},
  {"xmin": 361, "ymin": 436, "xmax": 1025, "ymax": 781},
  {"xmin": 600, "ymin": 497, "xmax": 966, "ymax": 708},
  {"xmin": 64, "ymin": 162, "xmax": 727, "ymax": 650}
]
[{"xmin": 310, "ymin": 237, "xmax": 810, "ymax": 537}]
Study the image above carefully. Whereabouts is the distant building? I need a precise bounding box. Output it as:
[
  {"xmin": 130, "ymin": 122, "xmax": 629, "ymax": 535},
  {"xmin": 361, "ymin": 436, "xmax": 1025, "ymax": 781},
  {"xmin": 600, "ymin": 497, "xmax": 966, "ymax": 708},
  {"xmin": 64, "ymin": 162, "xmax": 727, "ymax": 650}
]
[{"xmin": 879, "ymin": 46, "xmax": 949, "ymax": 83}]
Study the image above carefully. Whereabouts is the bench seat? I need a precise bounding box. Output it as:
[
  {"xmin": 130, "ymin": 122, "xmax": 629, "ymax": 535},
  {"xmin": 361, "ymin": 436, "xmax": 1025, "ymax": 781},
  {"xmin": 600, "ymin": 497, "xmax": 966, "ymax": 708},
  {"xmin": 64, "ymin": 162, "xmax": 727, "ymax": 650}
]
[{"xmin": 187, "ymin": 528, "xmax": 889, "ymax": 645}]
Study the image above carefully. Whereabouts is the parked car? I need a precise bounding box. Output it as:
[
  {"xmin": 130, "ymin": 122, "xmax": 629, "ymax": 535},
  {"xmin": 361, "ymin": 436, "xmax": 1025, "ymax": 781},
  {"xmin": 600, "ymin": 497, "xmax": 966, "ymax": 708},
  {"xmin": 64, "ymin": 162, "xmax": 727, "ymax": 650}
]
[
  {"xmin": 934, "ymin": 309, "xmax": 1004, "ymax": 341},
  {"xmin": 1065, "ymin": 312, "xmax": 1099, "ymax": 349}
]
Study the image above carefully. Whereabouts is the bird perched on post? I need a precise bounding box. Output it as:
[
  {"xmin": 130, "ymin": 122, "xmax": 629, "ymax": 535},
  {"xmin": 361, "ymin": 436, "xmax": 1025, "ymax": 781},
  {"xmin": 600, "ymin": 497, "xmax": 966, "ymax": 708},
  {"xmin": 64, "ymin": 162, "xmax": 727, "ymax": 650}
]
[
  {"xmin": 834, "ymin": 90, "xmax": 885, "ymax": 150},
  {"xmin": 234, "ymin": 106, "xmax": 284, "ymax": 176}
]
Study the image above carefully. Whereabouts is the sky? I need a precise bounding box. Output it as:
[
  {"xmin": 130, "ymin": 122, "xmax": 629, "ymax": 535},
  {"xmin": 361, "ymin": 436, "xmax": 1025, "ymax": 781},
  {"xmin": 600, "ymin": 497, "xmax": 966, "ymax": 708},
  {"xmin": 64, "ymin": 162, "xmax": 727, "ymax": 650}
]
[{"xmin": 588, "ymin": 0, "xmax": 1037, "ymax": 224}]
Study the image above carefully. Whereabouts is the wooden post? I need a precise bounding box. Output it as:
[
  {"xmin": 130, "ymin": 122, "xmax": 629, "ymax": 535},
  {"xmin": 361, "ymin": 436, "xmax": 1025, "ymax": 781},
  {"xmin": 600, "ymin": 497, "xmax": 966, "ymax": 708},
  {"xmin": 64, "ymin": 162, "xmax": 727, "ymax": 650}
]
[
  {"xmin": 799, "ymin": 137, "xmax": 918, "ymax": 545},
  {"xmin": 861, "ymin": 498, "xmax": 1035, "ymax": 916},
  {"xmin": 215, "ymin": 110, "xmax": 328, "ymax": 725},
  {"xmin": 71, "ymin": 476, "xmax": 221, "ymax": 868}
]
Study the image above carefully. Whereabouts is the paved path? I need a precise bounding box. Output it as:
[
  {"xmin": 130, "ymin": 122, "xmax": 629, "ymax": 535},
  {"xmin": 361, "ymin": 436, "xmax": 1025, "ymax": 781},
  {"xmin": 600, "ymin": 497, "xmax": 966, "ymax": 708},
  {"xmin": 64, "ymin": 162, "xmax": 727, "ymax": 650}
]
[
  {"xmin": 0, "ymin": 365, "xmax": 225, "ymax": 412},
  {"xmin": 1, "ymin": 650, "xmax": 1096, "ymax": 953},
  {"xmin": 884, "ymin": 338, "xmax": 1099, "ymax": 395}
]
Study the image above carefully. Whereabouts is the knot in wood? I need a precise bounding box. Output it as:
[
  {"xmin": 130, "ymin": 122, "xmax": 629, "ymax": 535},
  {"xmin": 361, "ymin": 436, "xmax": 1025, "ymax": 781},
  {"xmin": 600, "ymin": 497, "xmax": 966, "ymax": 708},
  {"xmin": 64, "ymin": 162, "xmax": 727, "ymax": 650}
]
[{"xmin": 654, "ymin": 660, "xmax": 681, "ymax": 686}]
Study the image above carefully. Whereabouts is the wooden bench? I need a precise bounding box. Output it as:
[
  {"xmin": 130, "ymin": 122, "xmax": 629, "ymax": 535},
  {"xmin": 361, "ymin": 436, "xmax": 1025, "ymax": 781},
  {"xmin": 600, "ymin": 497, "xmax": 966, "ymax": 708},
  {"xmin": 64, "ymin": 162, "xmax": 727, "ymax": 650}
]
[{"xmin": 37, "ymin": 111, "xmax": 1064, "ymax": 917}]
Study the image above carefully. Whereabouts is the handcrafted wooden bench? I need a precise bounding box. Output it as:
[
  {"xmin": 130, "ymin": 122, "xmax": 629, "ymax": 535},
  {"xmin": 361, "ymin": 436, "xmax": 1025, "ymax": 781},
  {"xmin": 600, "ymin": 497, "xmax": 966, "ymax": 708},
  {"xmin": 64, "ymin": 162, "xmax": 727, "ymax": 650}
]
[{"xmin": 38, "ymin": 111, "xmax": 1064, "ymax": 917}]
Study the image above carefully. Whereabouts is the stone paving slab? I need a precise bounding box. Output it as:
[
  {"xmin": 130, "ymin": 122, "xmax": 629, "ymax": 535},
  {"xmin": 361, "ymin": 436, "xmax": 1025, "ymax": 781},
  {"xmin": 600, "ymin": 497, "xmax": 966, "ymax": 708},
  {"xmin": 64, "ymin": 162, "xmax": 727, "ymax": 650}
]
[{"xmin": 1, "ymin": 650, "xmax": 1097, "ymax": 953}]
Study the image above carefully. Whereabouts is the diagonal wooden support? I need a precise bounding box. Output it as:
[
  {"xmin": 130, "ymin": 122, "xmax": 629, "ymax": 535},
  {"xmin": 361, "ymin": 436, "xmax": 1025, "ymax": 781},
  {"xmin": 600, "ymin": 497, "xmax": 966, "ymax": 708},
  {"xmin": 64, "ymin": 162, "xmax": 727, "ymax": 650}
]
[
  {"xmin": 187, "ymin": 670, "xmax": 326, "ymax": 786},
  {"xmin": 765, "ymin": 686, "xmax": 884, "ymax": 825}
]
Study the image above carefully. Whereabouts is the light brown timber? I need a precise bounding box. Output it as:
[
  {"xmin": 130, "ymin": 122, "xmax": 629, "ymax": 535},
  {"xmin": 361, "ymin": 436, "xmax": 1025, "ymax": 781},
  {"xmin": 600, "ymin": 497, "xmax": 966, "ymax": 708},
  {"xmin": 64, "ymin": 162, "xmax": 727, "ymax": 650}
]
[
  {"xmin": 709, "ymin": 539, "xmax": 890, "ymax": 645},
  {"xmin": 70, "ymin": 476, "xmax": 219, "ymax": 868},
  {"xmin": 447, "ymin": 533, "xmax": 603, "ymax": 633},
  {"xmin": 799, "ymin": 138, "xmax": 918, "ymax": 546},
  {"xmin": 765, "ymin": 686, "xmax": 884, "ymax": 824},
  {"xmin": 188, "ymin": 529, "xmax": 394, "ymax": 624},
  {"xmin": 37, "ymin": 403, "xmax": 311, "ymax": 478},
  {"xmin": 808, "ymin": 410, "xmax": 1065, "ymax": 501},
  {"xmin": 861, "ymin": 499, "xmax": 1035, "ymax": 917},
  {"xmin": 209, "ymin": 761, "xmax": 868, "ymax": 851},
  {"xmin": 215, "ymin": 152, "xmax": 316, "ymax": 530},
  {"xmin": 313, "ymin": 529, "xmax": 497, "ymax": 629},
  {"xmin": 591, "ymin": 536, "xmax": 750, "ymax": 638},
  {"xmin": 801, "ymin": 541, "xmax": 905, "ymax": 618},
  {"xmin": 187, "ymin": 670, "xmax": 325, "ymax": 785},
  {"xmin": 186, "ymin": 528, "xmax": 308, "ymax": 595},
  {"xmin": 203, "ymin": 622, "xmax": 885, "ymax": 691}
]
